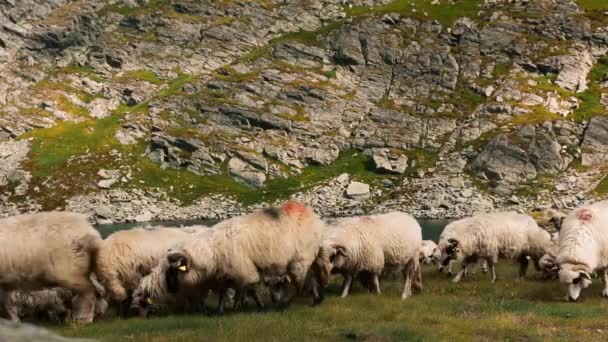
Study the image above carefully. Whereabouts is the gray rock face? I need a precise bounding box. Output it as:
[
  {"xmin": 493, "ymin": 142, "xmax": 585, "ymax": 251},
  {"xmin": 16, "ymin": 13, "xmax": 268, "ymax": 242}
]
[
  {"xmin": 581, "ymin": 116, "xmax": 608, "ymax": 167},
  {"xmin": 228, "ymin": 157, "xmax": 267, "ymax": 188},
  {"xmin": 469, "ymin": 124, "xmax": 568, "ymax": 184},
  {"xmin": 371, "ymin": 150, "xmax": 408, "ymax": 174}
]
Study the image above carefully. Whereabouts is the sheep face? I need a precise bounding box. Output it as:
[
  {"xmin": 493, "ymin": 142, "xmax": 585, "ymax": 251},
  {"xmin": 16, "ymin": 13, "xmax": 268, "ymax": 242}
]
[
  {"xmin": 559, "ymin": 265, "xmax": 592, "ymax": 301},
  {"xmin": 165, "ymin": 248, "xmax": 209, "ymax": 294},
  {"xmin": 538, "ymin": 254, "xmax": 559, "ymax": 279},
  {"xmin": 439, "ymin": 238, "xmax": 462, "ymax": 270},
  {"xmin": 419, "ymin": 241, "xmax": 441, "ymax": 265},
  {"xmin": 130, "ymin": 287, "xmax": 153, "ymax": 317},
  {"xmin": 264, "ymin": 274, "xmax": 290, "ymax": 304}
]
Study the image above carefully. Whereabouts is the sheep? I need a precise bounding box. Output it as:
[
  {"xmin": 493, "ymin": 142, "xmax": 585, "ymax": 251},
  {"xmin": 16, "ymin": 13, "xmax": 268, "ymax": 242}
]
[
  {"xmin": 0, "ymin": 212, "xmax": 102, "ymax": 323},
  {"xmin": 5, "ymin": 286, "xmax": 108, "ymax": 322},
  {"xmin": 556, "ymin": 200, "xmax": 608, "ymax": 301},
  {"xmin": 163, "ymin": 202, "xmax": 324, "ymax": 312},
  {"xmin": 419, "ymin": 240, "xmax": 441, "ymax": 265},
  {"xmin": 438, "ymin": 212, "xmax": 553, "ymax": 283},
  {"xmin": 314, "ymin": 212, "xmax": 423, "ymax": 300},
  {"xmin": 95, "ymin": 225, "xmax": 209, "ymax": 308}
]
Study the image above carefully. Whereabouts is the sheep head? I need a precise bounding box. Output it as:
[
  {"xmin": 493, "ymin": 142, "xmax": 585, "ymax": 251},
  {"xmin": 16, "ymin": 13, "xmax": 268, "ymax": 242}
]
[
  {"xmin": 130, "ymin": 287, "xmax": 153, "ymax": 318},
  {"xmin": 559, "ymin": 264, "xmax": 592, "ymax": 301},
  {"xmin": 538, "ymin": 253, "xmax": 559, "ymax": 279},
  {"xmin": 165, "ymin": 249, "xmax": 195, "ymax": 294},
  {"xmin": 439, "ymin": 238, "xmax": 461, "ymax": 270}
]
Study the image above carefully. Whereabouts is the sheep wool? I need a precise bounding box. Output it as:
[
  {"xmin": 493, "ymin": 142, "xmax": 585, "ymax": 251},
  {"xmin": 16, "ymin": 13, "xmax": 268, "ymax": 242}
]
[
  {"xmin": 557, "ymin": 200, "xmax": 608, "ymax": 301},
  {"xmin": 318, "ymin": 212, "xmax": 422, "ymax": 299},
  {"xmin": 95, "ymin": 226, "xmax": 210, "ymax": 303},
  {"xmin": 438, "ymin": 211, "xmax": 553, "ymax": 283},
  {"xmin": 165, "ymin": 202, "xmax": 324, "ymax": 309},
  {"xmin": 0, "ymin": 212, "xmax": 102, "ymax": 323}
]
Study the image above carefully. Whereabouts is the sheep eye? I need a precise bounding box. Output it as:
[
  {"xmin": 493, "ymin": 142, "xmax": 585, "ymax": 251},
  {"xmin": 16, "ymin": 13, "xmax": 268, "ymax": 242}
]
[{"xmin": 573, "ymin": 277, "xmax": 581, "ymax": 285}]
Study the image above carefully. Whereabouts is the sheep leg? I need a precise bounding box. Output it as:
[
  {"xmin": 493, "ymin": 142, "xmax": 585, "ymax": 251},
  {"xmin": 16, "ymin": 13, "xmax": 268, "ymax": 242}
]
[
  {"xmin": 452, "ymin": 263, "xmax": 468, "ymax": 283},
  {"xmin": 0, "ymin": 289, "xmax": 19, "ymax": 322},
  {"xmin": 482, "ymin": 260, "xmax": 489, "ymax": 274},
  {"xmin": 247, "ymin": 287, "xmax": 264, "ymax": 310},
  {"xmin": 401, "ymin": 263, "xmax": 413, "ymax": 300},
  {"xmin": 413, "ymin": 264, "xmax": 423, "ymax": 291},
  {"xmin": 518, "ymin": 255, "xmax": 529, "ymax": 280},
  {"xmin": 371, "ymin": 273, "xmax": 381, "ymax": 295},
  {"xmin": 340, "ymin": 274, "xmax": 353, "ymax": 298},
  {"xmin": 486, "ymin": 259, "xmax": 496, "ymax": 283},
  {"xmin": 217, "ymin": 288, "xmax": 228, "ymax": 315},
  {"xmin": 602, "ymin": 268, "xmax": 608, "ymax": 298}
]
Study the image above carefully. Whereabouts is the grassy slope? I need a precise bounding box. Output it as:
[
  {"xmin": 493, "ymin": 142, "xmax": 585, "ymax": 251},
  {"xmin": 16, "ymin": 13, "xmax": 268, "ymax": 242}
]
[{"xmin": 56, "ymin": 264, "xmax": 608, "ymax": 341}]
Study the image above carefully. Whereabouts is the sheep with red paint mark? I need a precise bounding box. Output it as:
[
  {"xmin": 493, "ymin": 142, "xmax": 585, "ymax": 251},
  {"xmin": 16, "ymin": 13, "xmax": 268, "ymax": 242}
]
[
  {"xmin": 314, "ymin": 212, "xmax": 423, "ymax": 300},
  {"xmin": 162, "ymin": 202, "xmax": 325, "ymax": 312},
  {"xmin": 557, "ymin": 200, "xmax": 608, "ymax": 301}
]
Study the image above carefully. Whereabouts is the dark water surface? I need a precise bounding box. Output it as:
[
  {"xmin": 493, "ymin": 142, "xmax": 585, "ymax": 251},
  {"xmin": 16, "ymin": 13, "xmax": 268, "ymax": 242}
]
[{"xmin": 97, "ymin": 219, "xmax": 450, "ymax": 241}]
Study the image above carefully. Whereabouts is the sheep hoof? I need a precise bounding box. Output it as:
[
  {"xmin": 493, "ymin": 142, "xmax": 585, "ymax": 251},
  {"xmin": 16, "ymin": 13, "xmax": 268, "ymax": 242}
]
[{"xmin": 602, "ymin": 290, "xmax": 608, "ymax": 298}]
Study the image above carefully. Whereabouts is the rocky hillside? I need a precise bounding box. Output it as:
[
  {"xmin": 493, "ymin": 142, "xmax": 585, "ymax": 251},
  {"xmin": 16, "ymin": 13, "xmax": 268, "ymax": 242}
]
[{"xmin": 1, "ymin": 0, "xmax": 607, "ymax": 223}]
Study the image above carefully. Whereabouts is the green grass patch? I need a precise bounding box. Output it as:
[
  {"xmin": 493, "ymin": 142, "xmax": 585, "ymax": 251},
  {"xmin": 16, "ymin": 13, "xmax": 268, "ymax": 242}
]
[
  {"xmin": 160, "ymin": 73, "xmax": 194, "ymax": 97},
  {"xmin": 346, "ymin": 0, "xmax": 483, "ymax": 26},
  {"xmin": 594, "ymin": 171, "xmax": 608, "ymax": 195},
  {"xmin": 116, "ymin": 70, "xmax": 164, "ymax": 85},
  {"xmin": 52, "ymin": 263, "xmax": 608, "ymax": 341},
  {"xmin": 510, "ymin": 106, "xmax": 562, "ymax": 126},
  {"xmin": 577, "ymin": 0, "xmax": 608, "ymax": 10}
]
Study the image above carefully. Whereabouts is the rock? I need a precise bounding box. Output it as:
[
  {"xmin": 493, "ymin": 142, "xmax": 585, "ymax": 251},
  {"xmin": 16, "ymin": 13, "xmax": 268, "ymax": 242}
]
[
  {"xmin": 336, "ymin": 173, "xmax": 350, "ymax": 185},
  {"xmin": 88, "ymin": 98, "xmax": 119, "ymax": 119},
  {"xmin": 134, "ymin": 210, "xmax": 154, "ymax": 222},
  {"xmin": 0, "ymin": 319, "xmax": 92, "ymax": 341},
  {"xmin": 94, "ymin": 205, "xmax": 113, "ymax": 219},
  {"xmin": 581, "ymin": 116, "xmax": 608, "ymax": 167},
  {"xmin": 450, "ymin": 177, "xmax": 465, "ymax": 188},
  {"xmin": 555, "ymin": 50, "xmax": 593, "ymax": 93},
  {"xmin": 97, "ymin": 178, "xmax": 117, "ymax": 189},
  {"xmin": 228, "ymin": 157, "xmax": 266, "ymax": 188},
  {"xmin": 346, "ymin": 181, "xmax": 370, "ymax": 199},
  {"xmin": 371, "ymin": 151, "xmax": 393, "ymax": 173}
]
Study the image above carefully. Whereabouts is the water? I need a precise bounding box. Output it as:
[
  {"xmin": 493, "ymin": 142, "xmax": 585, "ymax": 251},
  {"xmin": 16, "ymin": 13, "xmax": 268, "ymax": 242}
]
[{"xmin": 97, "ymin": 219, "xmax": 450, "ymax": 241}]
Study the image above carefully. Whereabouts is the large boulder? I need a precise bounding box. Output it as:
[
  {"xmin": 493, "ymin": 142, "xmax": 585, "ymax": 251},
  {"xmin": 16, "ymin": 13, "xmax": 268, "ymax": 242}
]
[
  {"xmin": 228, "ymin": 157, "xmax": 266, "ymax": 188},
  {"xmin": 346, "ymin": 181, "xmax": 370, "ymax": 199},
  {"xmin": 581, "ymin": 116, "xmax": 608, "ymax": 167},
  {"xmin": 555, "ymin": 50, "xmax": 593, "ymax": 93},
  {"xmin": 468, "ymin": 124, "xmax": 567, "ymax": 183}
]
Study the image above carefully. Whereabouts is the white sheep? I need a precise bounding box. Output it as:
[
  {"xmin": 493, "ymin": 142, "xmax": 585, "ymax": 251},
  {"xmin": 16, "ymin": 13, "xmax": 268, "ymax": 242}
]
[
  {"xmin": 95, "ymin": 225, "xmax": 208, "ymax": 307},
  {"xmin": 557, "ymin": 200, "xmax": 608, "ymax": 301},
  {"xmin": 315, "ymin": 212, "xmax": 422, "ymax": 300},
  {"xmin": 419, "ymin": 240, "xmax": 441, "ymax": 265},
  {"xmin": 438, "ymin": 212, "xmax": 553, "ymax": 283},
  {"xmin": 0, "ymin": 212, "xmax": 102, "ymax": 323},
  {"xmin": 163, "ymin": 202, "xmax": 324, "ymax": 312}
]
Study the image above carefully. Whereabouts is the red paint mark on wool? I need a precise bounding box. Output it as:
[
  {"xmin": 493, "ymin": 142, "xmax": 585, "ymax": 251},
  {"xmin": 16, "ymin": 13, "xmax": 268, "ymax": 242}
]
[
  {"xmin": 360, "ymin": 217, "xmax": 373, "ymax": 223},
  {"xmin": 576, "ymin": 209, "xmax": 593, "ymax": 222},
  {"xmin": 282, "ymin": 201, "xmax": 309, "ymax": 216}
]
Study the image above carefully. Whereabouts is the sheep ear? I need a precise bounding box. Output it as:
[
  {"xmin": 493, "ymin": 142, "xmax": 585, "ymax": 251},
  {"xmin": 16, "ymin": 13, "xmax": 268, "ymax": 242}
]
[
  {"xmin": 580, "ymin": 271, "xmax": 591, "ymax": 280},
  {"xmin": 333, "ymin": 245, "xmax": 347, "ymax": 257}
]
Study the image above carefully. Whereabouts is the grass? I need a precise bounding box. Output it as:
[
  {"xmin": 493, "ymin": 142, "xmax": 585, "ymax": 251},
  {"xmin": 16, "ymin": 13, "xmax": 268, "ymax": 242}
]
[
  {"xmin": 116, "ymin": 70, "xmax": 164, "ymax": 85},
  {"xmin": 346, "ymin": 0, "xmax": 483, "ymax": 26},
  {"xmin": 52, "ymin": 263, "xmax": 608, "ymax": 341},
  {"xmin": 594, "ymin": 172, "xmax": 608, "ymax": 195},
  {"xmin": 573, "ymin": 55, "xmax": 608, "ymax": 122}
]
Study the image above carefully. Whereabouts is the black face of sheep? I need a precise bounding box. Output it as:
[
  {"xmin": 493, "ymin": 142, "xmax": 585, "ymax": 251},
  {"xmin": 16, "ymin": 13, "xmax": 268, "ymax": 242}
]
[
  {"xmin": 439, "ymin": 239, "xmax": 461, "ymax": 272},
  {"xmin": 166, "ymin": 251, "xmax": 191, "ymax": 294},
  {"xmin": 130, "ymin": 289, "xmax": 152, "ymax": 317},
  {"xmin": 329, "ymin": 245, "xmax": 347, "ymax": 270},
  {"xmin": 562, "ymin": 270, "xmax": 592, "ymax": 301}
]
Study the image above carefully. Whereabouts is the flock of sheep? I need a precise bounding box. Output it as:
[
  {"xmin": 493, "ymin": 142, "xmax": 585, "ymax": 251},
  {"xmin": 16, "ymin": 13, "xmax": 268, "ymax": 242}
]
[{"xmin": 0, "ymin": 199, "xmax": 607, "ymax": 325}]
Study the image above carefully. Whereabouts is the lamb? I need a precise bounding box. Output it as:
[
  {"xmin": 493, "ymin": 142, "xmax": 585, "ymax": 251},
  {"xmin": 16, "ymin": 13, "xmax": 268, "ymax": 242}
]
[
  {"xmin": 314, "ymin": 212, "xmax": 423, "ymax": 300},
  {"xmin": 0, "ymin": 212, "xmax": 102, "ymax": 323},
  {"xmin": 556, "ymin": 200, "xmax": 608, "ymax": 301},
  {"xmin": 419, "ymin": 240, "xmax": 441, "ymax": 265},
  {"xmin": 95, "ymin": 225, "xmax": 209, "ymax": 307},
  {"xmin": 438, "ymin": 212, "xmax": 553, "ymax": 283},
  {"xmin": 6, "ymin": 287, "xmax": 108, "ymax": 322},
  {"xmin": 163, "ymin": 202, "xmax": 324, "ymax": 312}
]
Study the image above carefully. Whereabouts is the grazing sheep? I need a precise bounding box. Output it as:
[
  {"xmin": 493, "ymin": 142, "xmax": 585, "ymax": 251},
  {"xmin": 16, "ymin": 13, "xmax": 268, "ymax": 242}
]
[
  {"xmin": 557, "ymin": 200, "xmax": 608, "ymax": 301},
  {"xmin": 6, "ymin": 286, "xmax": 108, "ymax": 322},
  {"xmin": 163, "ymin": 202, "xmax": 324, "ymax": 312},
  {"xmin": 438, "ymin": 212, "xmax": 553, "ymax": 283},
  {"xmin": 314, "ymin": 212, "xmax": 423, "ymax": 300},
  {"xmin": 95, "ymin": 225, "xmax": 208, "ymax": 306},
  {"xmin": 0, "ymin": 212, "xmax": 102, "ymax": 323},
  {"xmin": 419, "ymin": 240, "xmax": 441, "ymax": 265}
]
